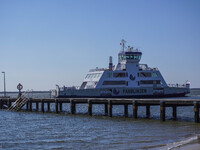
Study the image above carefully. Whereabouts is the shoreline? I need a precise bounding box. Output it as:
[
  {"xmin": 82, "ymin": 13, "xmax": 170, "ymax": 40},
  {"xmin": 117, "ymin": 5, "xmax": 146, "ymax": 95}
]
[{"xmin": 171, "ymin": 137, "xmax": 200, "ymax": 150}]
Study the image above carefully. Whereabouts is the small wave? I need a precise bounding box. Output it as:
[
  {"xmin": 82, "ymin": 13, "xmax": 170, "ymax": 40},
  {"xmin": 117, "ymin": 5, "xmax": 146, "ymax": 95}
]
[{"xmin": 166, "ymin": 135, "xmax": 199, "ymax": 150}]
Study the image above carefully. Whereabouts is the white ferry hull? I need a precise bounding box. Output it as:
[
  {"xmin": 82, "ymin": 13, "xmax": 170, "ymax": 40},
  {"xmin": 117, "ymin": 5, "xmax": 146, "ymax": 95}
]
[{"xmin": 57, "ymin": 87, "xmax": 189, "ymax": 98}]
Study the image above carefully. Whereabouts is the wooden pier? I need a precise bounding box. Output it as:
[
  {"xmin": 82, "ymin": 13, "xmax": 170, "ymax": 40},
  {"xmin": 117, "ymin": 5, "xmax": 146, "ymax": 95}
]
[{"xmin": 0, "ymin": 98, "xmax": 200, "ymax": 123}]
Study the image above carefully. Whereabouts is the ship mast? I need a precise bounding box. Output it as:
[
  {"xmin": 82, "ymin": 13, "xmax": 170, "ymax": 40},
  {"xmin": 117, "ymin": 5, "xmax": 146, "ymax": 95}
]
[{"xmin": 121, "ymin": 39, "xmax": 126, "ymax": 52}]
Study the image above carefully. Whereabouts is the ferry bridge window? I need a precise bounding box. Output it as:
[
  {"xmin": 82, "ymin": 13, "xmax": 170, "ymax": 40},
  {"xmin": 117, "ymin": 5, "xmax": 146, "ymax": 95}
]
[
  {"xmin": 113, "ymin": 72, "xmax": 128, "ymax": 78},
  {"xmin": 119, "ymin": 55, "xmax": 125, "ymax": 60},
  {"xmin": 126, "ymin": 55, "xmax": 130, "ymax": 59},
  {"xmin": 134, "ymin": 55, "xmax": 141, "ymax": 60}
]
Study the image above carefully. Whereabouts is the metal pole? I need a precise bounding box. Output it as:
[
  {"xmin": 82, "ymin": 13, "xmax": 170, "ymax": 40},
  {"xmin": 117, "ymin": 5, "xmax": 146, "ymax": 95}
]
[{"xmin": 2, "ymin": 72, "xmax": 6, "ymax": 97}]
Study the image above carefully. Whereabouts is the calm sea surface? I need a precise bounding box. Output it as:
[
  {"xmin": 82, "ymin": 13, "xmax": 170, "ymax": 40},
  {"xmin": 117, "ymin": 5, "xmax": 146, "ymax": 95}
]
[{"xmin": 0, "ymin": 89, "xmax": 200, "ymax": 149}]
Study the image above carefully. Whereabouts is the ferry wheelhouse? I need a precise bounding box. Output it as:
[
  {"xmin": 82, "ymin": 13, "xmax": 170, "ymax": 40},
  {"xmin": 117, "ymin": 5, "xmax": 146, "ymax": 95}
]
[{"xmin": 57, "ymin": 40, "xmax": 190, "ymax": 98}]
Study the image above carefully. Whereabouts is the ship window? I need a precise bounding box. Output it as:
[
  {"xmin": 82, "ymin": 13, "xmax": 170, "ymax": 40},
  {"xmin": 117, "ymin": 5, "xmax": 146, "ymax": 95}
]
[
  {"xmin": 113, "ymin": 72, "xmax": 128, "ymax": 78},
  {"xmin": 139, "ymin": 72, "xmax": 152, "ymax": 77},
  {"xmin": 152, "ymin": 72, "xmax": 158, "ymax": 77},
  {"xmin": 93, "ymin": 74, "xmax": 97, "ymax": 78},
  {"xmin": 87, "ymin": 74, "xmax": 91, "ymax": 78},
  {"xmin": 96, "ymin": 73, "xmax": 101, "ymax": 78},
  {"xmin": 85, "ymin": 74, "xmax": 89, "ymax": 79},
  {"xmin": 140, "ymin": 80, "xmax": 160, "ymax": 85},
  {"xmin": 119, "ymin": 55, "xmax": 125, "ymax": 60},
  {"xmin": 91, "ymin": 74, "xmax": 96, "ymax": 78},
  {"xmin": 107, "ymin": 72, "xmax": 112, "ymax": 78},
  {"xmin": 133, "ymin": 55, "xmax": 141, "ymax": 60},
  {"xmin": 126, "ymin": 55, "xmax": 130, "ymax": 59},
  {"xmin": 103, "ymin": 81, "xmax": 127, "ymax": 85}
]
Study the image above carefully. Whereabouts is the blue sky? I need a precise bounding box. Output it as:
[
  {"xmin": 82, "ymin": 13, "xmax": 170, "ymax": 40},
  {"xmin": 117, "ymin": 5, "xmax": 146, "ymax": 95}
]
[{"xmin": 0, "ymin": 0, "xmax": 200, "ymax": 91}]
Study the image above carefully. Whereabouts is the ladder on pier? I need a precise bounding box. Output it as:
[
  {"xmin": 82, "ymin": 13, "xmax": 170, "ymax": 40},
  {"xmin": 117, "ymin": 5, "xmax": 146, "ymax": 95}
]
[{"xmin": 8, "ymin": 90, "xmax": 31, "ymax": 111}]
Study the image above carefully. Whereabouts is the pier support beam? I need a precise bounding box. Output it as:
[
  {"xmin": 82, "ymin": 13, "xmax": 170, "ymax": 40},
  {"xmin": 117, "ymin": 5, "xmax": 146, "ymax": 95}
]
[
  {"xmin": 146, "ymin": 105, "xmax": 150, "ymax": 118},
  {"xmin": 55, "ymin": 99, "xmax": 58, "ymax": 113},
  {"xmin": 47, "ymin": 102, "xmax": 50, "ymax": 112},
  {"xmin": 104, "ymin": 103, "xmax": 108, "ymax": 116},
  {"xmin": 194, "ymin": 102, "xmax": 199, "ymax": 123},
  {"xmin": 160, "ymin": 101, "xmax": 166, "ymax": 121},
  {"xmin": 60, "ymin": 102, "xmax": 62, "ymax": 112},
  {"xmin": 124, "ymin": 104, "xmax": 128, "ymax": 117},
  {"xmin": 36, "ymin": 102, "xmax": 39, "ymax": 111},
  {"xmin": 88, "ymin": 100, "xmax": 92, "ymax": 116},
  {"xmin": 132, "ymin": 100, "xmax": 138, "ymax": 119},
  {"xmin": 41, "ymin": 99, "xmax": 44, "ymax": 113},
  {"xmin": 172, "ymin": 106, "xmax": 177, "ymax": 120},
  {"xmin": 108, "ymin": 100, "xmax": 113, "ymax": 117},
  {"xmin": 70, "ymin": 99, "xmax": 75, "ymax": 114}
]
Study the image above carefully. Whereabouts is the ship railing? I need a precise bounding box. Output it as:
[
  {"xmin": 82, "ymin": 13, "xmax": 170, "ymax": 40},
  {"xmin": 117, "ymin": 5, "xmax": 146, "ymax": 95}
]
[
  {"xmin": 168, "ymin": 84, "xmax": 186, "ymax": 88},
  {"xmin": 89, "ymin": 68, "xmax": 106, "ymax": 72},
  {"xmin": 59, "ymin": 86, "xmax": 80, "ymax": 91},
  {"xmin": 139, "ymin": 64, "xmax": 158, "ymax": 71}
]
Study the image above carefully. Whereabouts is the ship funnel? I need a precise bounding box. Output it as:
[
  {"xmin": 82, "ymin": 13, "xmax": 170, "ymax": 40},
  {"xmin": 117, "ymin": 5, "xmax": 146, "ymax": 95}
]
[{"xmin": 109, "ymin": 56, "xmax": 113, "ymax": 71}]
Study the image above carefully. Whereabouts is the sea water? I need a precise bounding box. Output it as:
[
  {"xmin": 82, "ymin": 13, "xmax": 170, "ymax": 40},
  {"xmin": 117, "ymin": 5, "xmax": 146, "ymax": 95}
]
[{"xmin": 0, "ymin": 89, "xmax": 200, "ymax": 149}]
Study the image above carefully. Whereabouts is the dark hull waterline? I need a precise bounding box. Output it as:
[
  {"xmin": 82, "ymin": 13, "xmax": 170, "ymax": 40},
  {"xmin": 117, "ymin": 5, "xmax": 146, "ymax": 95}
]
[{"xmin": 57, "ymin": 93, "xmax": 187, "ymax": 98}]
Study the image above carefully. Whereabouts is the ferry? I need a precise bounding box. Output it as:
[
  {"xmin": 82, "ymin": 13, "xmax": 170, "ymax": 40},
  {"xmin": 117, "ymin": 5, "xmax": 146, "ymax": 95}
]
[{"xmin": 57, "ymin": 39, "xmax": 190, "ymax": 98}]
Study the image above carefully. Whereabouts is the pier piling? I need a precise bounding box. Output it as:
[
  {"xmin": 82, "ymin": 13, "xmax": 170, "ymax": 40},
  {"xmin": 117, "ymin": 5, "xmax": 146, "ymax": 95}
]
[
  {"xmin": 60, "ymin": 102, "xmax": 62, "ymax": 112},
  {"xmin": 104, "ymin": 103, "xmax": 108, "ymax": 116},
  {"xmin": 29, "ymin": 99, "xmax": 32, "ymax": 112},
  {"xmin": 36, "ymin": 102, "xmax": 39, "ymax": 111},
  {"xmin": 108, "ymin": 100, "xmax": 113, "ymax": 117},
  {"xmin": 7, "ymin": 99, "xmax": 11, "ymax": 108},
  {"xmin": 132, "ymin": 100, "xmax": 138, "ymax": 119},
  {"xmin": 26, "ymin": 100, "xmax": 29, "ymax": 111},
  {"xmin": 160, "ymin": 101, "xmax": 166, "ymax": 121},
  {"xmin": 55, "ymin": 99, "xmax": 58, "ymax": 113},
  {"xmin": 47, "ymin": 102, "xmax": 50, "ymax": 112},
  {"xmin": 0, "ymin": 99, "xmax": 2, "ymax": 109},
  {"xmin": 194, "ymin": 102, "xmax": 199, "ymax": 123},
  {"xmin": 70, "ymin": 99, "xmax": 75, "ymax": 114},
  {"xmin": 146, "ymin": 105, "xmax": 150, "ymax": 118},
  {"xmin": 88, "ymin": 100, "xmax": 92, "ymax": 116},
  {"xmin": 41, "ymin": 99, "xmax": 44, "ymax": 113},
  {"xmin": 124, "ymin": 104, "xmax": 128, "ymax": 117},
  {"xmin": 172, "ymin": 106, "xmax": 177, "ymax": 120}
]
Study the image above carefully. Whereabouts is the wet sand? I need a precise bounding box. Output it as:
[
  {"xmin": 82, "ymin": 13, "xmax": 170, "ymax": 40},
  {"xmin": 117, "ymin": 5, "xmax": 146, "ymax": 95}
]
[
  {"xmin": 173, "ymin": 139, "xmax": 200, "ymax": 150},
  {"xmin": 174, "ymin": 143, "xmax": 200, "ymax": 150}
]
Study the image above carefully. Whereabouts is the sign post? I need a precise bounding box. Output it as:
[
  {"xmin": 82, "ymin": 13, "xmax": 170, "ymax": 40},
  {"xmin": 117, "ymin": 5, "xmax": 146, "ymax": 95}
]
[{"xmin": 17, "ymin": 83, "xmax": 23, "ymax": 98}]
